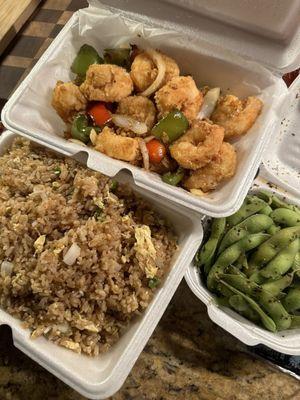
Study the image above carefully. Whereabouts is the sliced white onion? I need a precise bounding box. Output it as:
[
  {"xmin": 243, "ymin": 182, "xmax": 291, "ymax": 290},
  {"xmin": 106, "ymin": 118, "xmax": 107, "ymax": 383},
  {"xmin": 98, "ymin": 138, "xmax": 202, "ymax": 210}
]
[
  {"xmin": 139, "ymin": 139, "xmax": 150, "ymax": 171},
  {"xmin": 144, "ymin": 135, "xmax": 155, "ymax": 143},
  {"xmin": 197, "ymin": 87, "xmax": 220, "ymax": 120},
  {"xmin": 68, "ymin": 139, "xmax": 87, "ymax": 146},
  {"xmin": 63, "ymin": 243, "xmax": 81, "ymax": 266},
  {"xmin": 112, "ymin": 114, "xmax": 148, "ymax": 135},
  {"xmin": 89, "ymin": 128, "xmax": 98, "ymax": 145},
  {"xmin": 140, "ymin": 49, "xmax": 166, "ymax": 97},
  {"xmin": 1, "ymin": 261, "xmax": 13, "ymax": 277}
]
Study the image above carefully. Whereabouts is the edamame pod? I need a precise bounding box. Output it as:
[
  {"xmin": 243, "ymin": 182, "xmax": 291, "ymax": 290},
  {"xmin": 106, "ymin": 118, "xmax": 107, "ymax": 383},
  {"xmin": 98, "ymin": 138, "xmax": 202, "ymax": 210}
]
[
  {"xmin": 195, "ymin": 218, "xmax": 226, "ymax": 269},
  {"xmin": 261, "ymin": 273, "xmax": 294, "ymax": 297},
  {"xmin": 270, "ymin": 208, "xmax": 300, "ymax": 227},
  {"xmin": 207, "ymin": 233, "xmax": 270, "ymax": 290},
  {"xmin": 290, "ymin": 315, "xmax": 300, "ymax": 329},
  {"xmin": 283, "ymin": 285, "xmax": 300, "ymax": 312},
  {"xmin": 249, "ymin": 226, "xmax": 300, "ymax": 270},
  {"xmin": 220, "ymin": 274, "xmax": 291, "ymax": 330},
  {"xmin": 266, "ymin": 224, "xmax": 281, "ymax": 235},
  {"xmin": 260, "ymin": 205, "xmax": 273, "ymax": 216},
  {"xmin": 259, "ymin": 239, "xmax": 299, "ymax": 279},
  {"xmin": 226, "ymin": 196, "xmax": 269, "ymax": 227},
  {"xmin": 218, "ymin": 214, "xmax": 273, "ymax": 254},
  {"xmin": 258, "ymin": 191, "xmax": 300, "ymax": 216},
  {"xmin": 229, "ymin": 295, "xmax": 260, "ymax": 322},
  {"xmin": 220, "ymin": 280, "xmax": 276, "ymax": 332}
]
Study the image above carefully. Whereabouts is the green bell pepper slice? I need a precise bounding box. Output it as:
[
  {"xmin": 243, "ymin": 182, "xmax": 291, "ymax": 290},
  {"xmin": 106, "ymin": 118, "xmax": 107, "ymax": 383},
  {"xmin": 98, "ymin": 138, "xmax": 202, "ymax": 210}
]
[
  {"xmin": 71, "ymin": 44, "xmax": 103, "ymax": 79},
  {"xmin": 71, "ymin": 114, "xmax": 97, "ymax": 144},
  {"xmin": 103, "ymin": 48, "xmax": 131, "ymax": 69},
  {"xmin": 162, "ymin": 167, "xmax": 185, "ymax": 186},
  {"xmin": 152, "ymin": 110, "xmax": 189, "ymax": 143}
]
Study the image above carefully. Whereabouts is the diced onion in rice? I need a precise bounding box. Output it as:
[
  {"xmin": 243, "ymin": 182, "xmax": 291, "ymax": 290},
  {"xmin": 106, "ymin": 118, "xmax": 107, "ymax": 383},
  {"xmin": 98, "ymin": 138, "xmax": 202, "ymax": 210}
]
[
  {"xmin": 139, "ymin": 139, "xmax": 150, "ymax": 171},
  {"xmin": 1, "ymin": 261, "xmax": 13, "ymax": 277},
  {"xmin": 140, "ymin": 49, "xmax": 166, "ymax": 97},
  {"xmin": 197, "ymin": 87, "xmax": 220, "ymax": 119},
  {"xmin": 63, "ymin": 243, "xmax": 81, "ymax": 266},
  {"xmin": 112, "ymin": 114, "xmax": 148, "ymax": 135}
]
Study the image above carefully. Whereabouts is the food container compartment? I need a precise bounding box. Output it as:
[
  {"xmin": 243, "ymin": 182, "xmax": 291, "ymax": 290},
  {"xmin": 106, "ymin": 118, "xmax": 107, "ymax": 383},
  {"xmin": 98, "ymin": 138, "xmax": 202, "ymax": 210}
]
[
  {"xmin": 1, "ymin": 1, "xmax": 289, "ymax": 217},
  {"xmin": 0, "ymin": 131, "xmax": 203, "ymax": 399},
  {"xmin": 185, "ymin": 75, "xmax": 300, "ymax": 354}
]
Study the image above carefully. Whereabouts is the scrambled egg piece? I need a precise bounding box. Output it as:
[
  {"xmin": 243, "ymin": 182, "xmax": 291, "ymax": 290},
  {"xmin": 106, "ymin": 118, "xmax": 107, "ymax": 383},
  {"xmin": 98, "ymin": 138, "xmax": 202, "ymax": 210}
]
[
  {"xmin": 134, "ymin": 225, "xmax": 157, "ymax": 279},
  {"xmin": 116, "ymin": 96, "xmax": 156, "ymax": 130},
  {"xmin": 34, "ymin": 235, "xmax": 46, "ymax": 253},
  {"xmin": 51, "ymin": 81, "xmax": 87, "ymax": 122},
  {"xmin": 80, "ymin": 64, "xmax": 133, "ymax": 102}
]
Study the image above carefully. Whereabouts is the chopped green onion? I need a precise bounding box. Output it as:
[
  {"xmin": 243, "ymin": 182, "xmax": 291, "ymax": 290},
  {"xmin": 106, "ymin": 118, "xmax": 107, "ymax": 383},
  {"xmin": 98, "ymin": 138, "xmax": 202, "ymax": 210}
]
[
  {"xmin": 148, "ymin": 277, "xmax": 160, "ymax": 289},
  {"xmin": 54, "ymin": 166, "xmax": 61, "ymax": 176},
  {"xmin": 110, "ymin": 180, "xmax": 118, "ymax": 191}
]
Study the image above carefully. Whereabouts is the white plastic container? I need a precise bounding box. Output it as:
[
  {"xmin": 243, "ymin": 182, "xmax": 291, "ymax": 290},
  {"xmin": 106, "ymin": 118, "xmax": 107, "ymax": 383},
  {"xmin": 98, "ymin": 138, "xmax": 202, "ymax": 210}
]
[
  {"xmin": 0, "ymin": 131, "xmax": 203, "ymax": 399},
  {"xmin": 2, "ymin": 0, "xmax": 297, "ymax": 217},
  {"xmin": 185, "ymin": 75, "xmax": 300, "ymax": 355}
]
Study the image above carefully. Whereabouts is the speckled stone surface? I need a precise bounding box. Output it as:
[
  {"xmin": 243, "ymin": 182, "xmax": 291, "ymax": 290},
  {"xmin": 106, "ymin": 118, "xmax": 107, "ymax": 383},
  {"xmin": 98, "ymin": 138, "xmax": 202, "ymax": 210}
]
[{"xmin": 1, "ymin": 281, "xmax": 300, "ymax": 400}]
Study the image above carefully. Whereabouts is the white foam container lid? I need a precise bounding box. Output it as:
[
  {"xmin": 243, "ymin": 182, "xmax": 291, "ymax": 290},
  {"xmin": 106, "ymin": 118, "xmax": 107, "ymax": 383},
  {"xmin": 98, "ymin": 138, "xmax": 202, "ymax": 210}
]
[
  {"xmin": 0, "ymin": 130, "xmax": 203, "ymax": 399},
  {"xmin": 185, "ymin": 75, "xmax": 300, "ymax": 355},
  {"xmin": 1, "ymin": 0, "xmax": 294, "ymax": 217}
]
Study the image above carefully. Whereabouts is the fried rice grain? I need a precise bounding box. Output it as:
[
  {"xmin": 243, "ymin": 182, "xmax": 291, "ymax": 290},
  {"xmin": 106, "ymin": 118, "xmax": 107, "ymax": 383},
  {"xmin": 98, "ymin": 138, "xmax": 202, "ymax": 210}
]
[{"xmin": 0, "ymin": 138, "xmax": 177, "ymax": 355}]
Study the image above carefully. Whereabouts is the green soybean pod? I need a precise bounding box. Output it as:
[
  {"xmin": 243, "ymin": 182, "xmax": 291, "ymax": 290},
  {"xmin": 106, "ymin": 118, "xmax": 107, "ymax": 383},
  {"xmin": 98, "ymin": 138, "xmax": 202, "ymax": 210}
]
[
  {"xmin": 229, "ymin": 295, "xmax": 260, "ymax": 322},
  {"xmin": 195, "ymin": 217, "xmax": 226, "ymax": 267},
  {"xmin": 249, "ymin": 226, "xmax": 300, "ymax": 270},
  {"xmin": 266, "ymin": 224, "xmax": 281, "ymax": 235},
  {"xmin": 260, "ymin": 205, "xmax": 273, "ymax": 216},
  {"xmin": 207, "ymin": 233, "xmax": 269, "ymax": 290},
  {"xmin": 261, "ymin": 272, "xmax": 294, "ymax": 297},
  {"xmin": 290, "ymin": 315, "xmax": 300, "ymax": 329},
  {"xmin": 270, "ymin": 208, "xmax": 300, "ymax": 227},
  {"xmin": 258, "ymin": 191, "xmax": 300, "ymax": 216},
  {"xmin": 218, "ymin": 214, "xmax": 273, "ymax": 254},
  {"xmin": 259, "ymin": 239, "xmax": 299, "ymax": 279},
  {"xmin": 226, "ymin": 196, "xmax": 269, "ymax": 227},
  {"xmin": 220, "ymin": 280, "xmax": 276, "ymax": 332},
  {"xmin": 220, "ymin": 274, "xmax": 291, "ymax": 330},
  {"xmin": 283, "ymin": 285, "xmax": 300, "ymax": 312},
  {"xmin": 249, "ymin": 271, "xmax": 266, "ymax": 284}
]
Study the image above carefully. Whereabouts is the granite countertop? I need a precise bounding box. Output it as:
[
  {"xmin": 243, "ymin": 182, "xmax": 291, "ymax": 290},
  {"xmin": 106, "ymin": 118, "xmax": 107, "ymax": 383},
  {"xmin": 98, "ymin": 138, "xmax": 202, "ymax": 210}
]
[
  {"xmin": 0, "ymin": 1, "xmax": 300, "ymax": 399},
  {"xmin": 1, "ymin": 281, "xmax": 300, "ymax": 400}
]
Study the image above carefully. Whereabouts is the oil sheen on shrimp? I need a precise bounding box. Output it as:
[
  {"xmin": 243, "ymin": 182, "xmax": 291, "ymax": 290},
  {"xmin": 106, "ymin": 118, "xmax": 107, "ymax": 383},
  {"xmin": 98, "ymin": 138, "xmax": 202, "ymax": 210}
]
[{"xmin": 170, "ymin": 120, "xmax": 224, "ymax": 170}]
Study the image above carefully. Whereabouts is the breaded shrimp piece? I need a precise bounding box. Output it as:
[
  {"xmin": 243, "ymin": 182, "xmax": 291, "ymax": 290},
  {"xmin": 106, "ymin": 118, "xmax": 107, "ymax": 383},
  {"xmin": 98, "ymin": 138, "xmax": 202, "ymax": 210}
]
[
  {"xmin": 80, "ymin": 64, "xmax": 133, "ymax": 102},
  {"xmin": 155, "ymin": 76, "xmax": 203, "ymax": 122},
  {"xmin": 116, "ymin": 96, "xmax": 156, "ymax": 130},
  {"xmin": 170, "ymin": 120, "xmax": 224, "ymax": 170},
  {"xmin": 184, "ymin": 142, "xmax": 237, "ymax": 192},
  {"xmin": 51, "ymin": 81, "xmax": 87, "ymax": 122},
  {"xmin": 130, "ymin": 52, "xmax": 180, "ymax": 92},
  {"xmin": 94, "ymin": 126, "xmax": 140, "ymax": 163},
  {"xmin": 211, "ymin": 94, "xmax": 263, "ymax": 139}
]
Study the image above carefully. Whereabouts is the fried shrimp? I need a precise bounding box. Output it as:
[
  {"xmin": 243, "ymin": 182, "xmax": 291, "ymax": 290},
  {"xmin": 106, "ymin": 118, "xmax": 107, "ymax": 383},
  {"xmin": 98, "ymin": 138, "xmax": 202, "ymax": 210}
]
[
  {"xmin": 116, "ymin": 96, "xmax": 156, "ymax": 130},
  {"xmin": 80, "ymin": 64, "xmax": 133, "ymax": 102},
  {"xmin": 155, "ymin": 76, "xmax": 203, "ymax": 122},
  {"xmin": 130, "ymin": 51, "xmax": 179, "ymax": 92},
  {"xmin": 94, "ymin": 126, "xmax": 140, "ymax": 163},
  {"xmin": 211, "ymin": 94, "xmax": 263, "ymax": 139},
  {"xmin": 52, "ymin": 81, "xmax": 87, "ymax": 122},
  {"xmin": 170, "ymin": 120, "xmax": 224, "ymax": 170},
  {"xmin": 184, "ymin": 142, "xmax": 237, "ymax": 192}
]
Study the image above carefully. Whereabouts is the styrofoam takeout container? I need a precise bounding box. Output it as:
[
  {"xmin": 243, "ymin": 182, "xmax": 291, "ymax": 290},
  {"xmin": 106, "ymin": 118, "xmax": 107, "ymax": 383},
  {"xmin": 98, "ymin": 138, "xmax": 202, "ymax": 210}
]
[
  {"xmin": 0, "ymin": 131, "xmax": 203, "ymax": 399},
  {"xmin": 185, "ymin": 75, "xmax": 300, "ymax": 355},
  {"xmin": 2, "ymin": 0, "xmax": 299, "ymax": 217}
]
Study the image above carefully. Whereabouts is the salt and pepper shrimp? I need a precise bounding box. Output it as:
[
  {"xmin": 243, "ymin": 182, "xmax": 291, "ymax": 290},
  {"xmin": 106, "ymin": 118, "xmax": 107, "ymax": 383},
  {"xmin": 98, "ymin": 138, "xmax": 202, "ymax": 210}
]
[
  {"xmin": 170, "ymin": 120, "xmax": 224, "ymax": 170},
  {"xmin": 93, "ymin": 126, "xmax": 140, "ymax": 163},
  {"xmin": 116, "ymin": 96, "xmax": 156, "ymax": 131},
  {"xmin": 80, "ymin": 64, "xmax": 133, "ymax": 102},
  {"xmin": 211, "ymin": 94, "xmax": 263, "ymax": 139},
  {"xmin": 130, "ymin": 51, "xmax": 179, "ymax": 92},
  {"xmin": 52, "ymin": 81, "xmax": 87, "ymax": 122},
  {"xmin": 184, "ymin": 142, "xmax": 237, "ymax": 192},
  {"xmin": 155, "ymin": 76, "xmax": 203, "ymax": 122}
]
